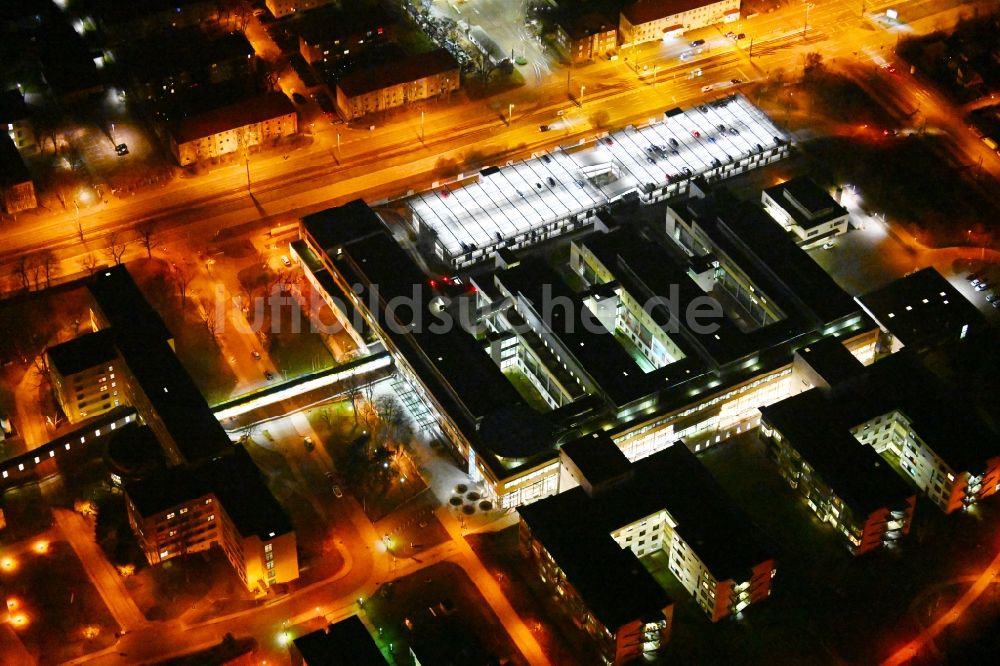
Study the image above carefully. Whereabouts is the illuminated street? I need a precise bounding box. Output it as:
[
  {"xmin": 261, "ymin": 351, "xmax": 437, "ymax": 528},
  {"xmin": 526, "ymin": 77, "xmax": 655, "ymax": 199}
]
[{"xmin": 2, "ymin": 0, "xmax": 1000, "ymax": 664}]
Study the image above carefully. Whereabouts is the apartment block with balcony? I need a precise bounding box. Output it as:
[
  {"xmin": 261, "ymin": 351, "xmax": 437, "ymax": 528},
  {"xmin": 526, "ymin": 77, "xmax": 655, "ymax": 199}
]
[
  {"xmin": 46, "ymin": 330, "xmax": 123, "ymax": 423},
  {"xmin": 619, "ymin": 0, "xmax": 740, "ymax": 46},
  {"xmin": 125, "ymin": 446, "xmax": 298, "ymax": 593},
  {"xmin": 292, "ymin": 4, "xmax": 397, "ymax": 65},
  {"xmin": 761, "ymin": 390, "xmax": 916, "ymax": 554},
  {"xmin": 791, "ymin": 332, "xmax": 1000, "ymax": 514}
]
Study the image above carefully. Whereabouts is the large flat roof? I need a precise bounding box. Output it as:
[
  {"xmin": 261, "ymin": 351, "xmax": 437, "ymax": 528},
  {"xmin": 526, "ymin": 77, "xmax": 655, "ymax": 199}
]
[
  {"xmin": 408, "ymin": 95, "xmax": 787, "ymax": 264},
  {"xmin": 46, "ymin": 330, "xmax": 118, "ymax": 376},
  {"xmin": 857, "ymin": 267, "xmax": 985, "ymax": 349},
  {"xmin": 761, "ymin": 389, "xmax": 914, "ymax": 516},
  {"xmin": 125, "ymin": 446, "xmax": 293, "ymax": 540},
  {"xmin": 292, "ymin": 617, "xmax": 386, "ymax": 666},
  {"xmin": 89, "ymin": 266, "xmax": 231, "ymax": 464}
]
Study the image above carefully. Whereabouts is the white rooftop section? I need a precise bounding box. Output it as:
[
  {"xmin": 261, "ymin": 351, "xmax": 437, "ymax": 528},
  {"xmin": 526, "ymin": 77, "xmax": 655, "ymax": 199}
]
[
  {"xmin": 407, "ymin": 95, "xmax": 788, "ymax": 265},
  {"xmin": 409, "ymin": 149, "xmax": 606, "ymax": 258}
]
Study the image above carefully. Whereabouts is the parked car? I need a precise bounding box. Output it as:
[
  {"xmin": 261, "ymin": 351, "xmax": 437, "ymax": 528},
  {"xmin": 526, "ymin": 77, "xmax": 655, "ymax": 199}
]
[
  {"xmin": 115, "ymin": 143, "xmax": 129, "ymax": 156},
  {"xmin": 690, "ymin": 39, "xmax": 705, "ymax": 47},
  {"xmin": 332, "ymin": 485, "xmax": 343, "ymax": 498},
  {"xmin": 822, "ymin": 241, "xmax": 836, "ymax": 250},
  {"xmin": 251, "ymin": 350, "xmax": 261, "ymax": 360},
  {"xmin": 281, "ymin": 255, "xmax": 292, "ymax": 268}
]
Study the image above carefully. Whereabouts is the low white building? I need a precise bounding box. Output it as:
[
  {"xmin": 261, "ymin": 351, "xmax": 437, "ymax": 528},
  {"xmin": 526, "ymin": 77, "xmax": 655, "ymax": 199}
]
[
  {"xmin": 619, "ymin": 0, "xmax": 740, "ymax": 46},
  {"xmin": 761, "ymin": 177, "xmax": 849, "ymax": 248}
]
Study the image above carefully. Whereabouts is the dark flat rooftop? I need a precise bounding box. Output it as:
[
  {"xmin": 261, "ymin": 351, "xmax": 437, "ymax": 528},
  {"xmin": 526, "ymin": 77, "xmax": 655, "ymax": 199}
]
[
  {"xmin": 857, "ymin": 267, "xmax": 984, "ymax": 350},
  {"xmin": 561, "ymin": 432, "xmax": 631, "ymax": 487},
  {"xmin": 761, "ymin": 389, "xmax": 914, "ymax": 516},
  {"xmin": 794, "ymin": 335, "xmax": 866, "ymax": 387},
  {"xmin": 0, "ymin": 133, "xmax": 30, "ymax": 185},
  {"xmin": 763, "ymin": 177, "xmax": 847, "ymax": 230},
  {"xmin": 292, "ymin": 616, "xmax": 386, "ymax": 666},
  {"xmin": 519, "ymin": 493, "xmax": 672, "ymax": 631},
  {"xmin": 46, "ymin": 329, "xmax": 118, "ymax": 376},
  {"xmin": 337, "ymin": 48, "xmax": 458, "ymax": 98},
  {"xmin": 495, "ymin": 258, "xmax": 649, "ymax": 407},
  {"xmin": 89, "ymin": 266, "xmax": 231, "ymax": 464},
  {"xmin": 125, "ymin": 445, "xmax": 293, "ymax": 540},
  {"xmin": 302, "ymin": 198, "xmax": 387, "ymax": 252}
]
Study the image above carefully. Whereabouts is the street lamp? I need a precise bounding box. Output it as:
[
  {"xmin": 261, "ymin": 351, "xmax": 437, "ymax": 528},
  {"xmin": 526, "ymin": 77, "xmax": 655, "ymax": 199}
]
[
  {"xmin": 507, "ymin": 103, "xmax": 514, "ymax": 126},
  {"xmin": 579, "ymin": 84, "xmax": 586, "ymax": 107},
  {"xmin": 803, "ymin": 2, "xmax": 815, "ymax": 41}
]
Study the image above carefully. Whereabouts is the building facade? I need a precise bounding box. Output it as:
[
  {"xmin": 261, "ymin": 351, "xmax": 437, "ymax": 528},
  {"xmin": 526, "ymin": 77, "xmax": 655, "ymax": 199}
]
[
  {"xmin": 125, "ymin": 448, "xmax": 299, "ymax": 593},
  {"xmin": 46, "ymin": 331, "xmax": 123, "ymax": 423},
  {"xmin": 555, "ymin": 13, "xmax": 619, "ymax": 63},
  {"xmin": 619, "ymin": 0, "xmax": 740, "ymax": 46},
  {"xmin": 170, "ymin": 93, "xmax": 298, "ymax": 165},
  {"xmin": 761, "ymin": 392, "xmax": 916, "ymax": 555},
  {"xmin": 265, "ymin": 0, "xmax": 333, "ymax": 19},
  {"xmin": 334, "ymin": 49, "xmax": 459, "ymax": 121},
  {"xmin": 0, "ymin": 133, "xmax": 36, "ymax": 214},
  {"xmin": 761, "ymin": 177, "xmax": 850, "ymax": 248}
]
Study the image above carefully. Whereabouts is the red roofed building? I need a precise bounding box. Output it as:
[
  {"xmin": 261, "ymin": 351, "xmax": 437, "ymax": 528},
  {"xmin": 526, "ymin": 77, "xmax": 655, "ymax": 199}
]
[
  {"xmin": 169, "ymin": 93, "xmax": 298, "ymax": 166},
  {"xmin": 335, "ymin": 48, "xmax": 459, "ymax": 121},
  {"xmin": 619, "ymin": 0, "xmax": 740, "ymax": 45}
]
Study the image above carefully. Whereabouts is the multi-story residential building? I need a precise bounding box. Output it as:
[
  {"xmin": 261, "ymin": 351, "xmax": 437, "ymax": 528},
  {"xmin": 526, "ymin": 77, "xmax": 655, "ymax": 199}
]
[
  {"xmin": 334, "ymin": 49, "xmax": 459, "ymax": 121},
  {"xmin": 291, "ymin": 616, "xmax": 387, "ymax": 666},
  {"xmin": 1, "ymin": 88, "xmax": 34, "ymax": 151},
  {"xmin": 857, "ymin": 267, "xmax": 985, "ymax": 353},
  {"xmin": 119, "ymin": 29, "xmax": 257, "ymax": 104},
  {"xmin": 760, "ymin": 390, "xmax": 916, "ymax": 554},
  {"xmin": 46, "ymin": 330, "xmax": 122, "ymax": 423},
  {"xmin": 790, "ymin": 330, "xmax": 1000, "ymax": 514},
  {"xmin": 125, "ymin": 446, "xmax": 298, "ymax": 593},
  {"xmin": 761, "ymin": 176, "xmax": 850, "ymax": 248},
  {"xmin": 619, "ymin": 0, "xmax": 740, "ymax": 46},
  {"xmin": 0, "ymin": 132, "xmax": 36, "ymax": 215},
  {"xmin": 563, "ymin": 437, "xmax": 773, "ymax": 621},
  {"xmin": 79, "ymin": 266, "xmax": 300, "ymax": 590},
  {"xmin": 84, "ymin": 0, "xmax": 220, "ymax": 42},
  {"xmin": 266, "ymin": 0, "xmax": 334, "ymax": 19},
  {"xmin": 293, "ymin": 4, "xmax": 397, "ymax": 65},
  {"xmin": 554, "ymin": 13, "xmax": 618, "ymax": 63},
  {"xmin": 170, "ymin": 93, "xmax": 298, "ymax": 165},
  {"xmin": 520, "ymin": 506, "xmax": 672, "ymax": 664}
]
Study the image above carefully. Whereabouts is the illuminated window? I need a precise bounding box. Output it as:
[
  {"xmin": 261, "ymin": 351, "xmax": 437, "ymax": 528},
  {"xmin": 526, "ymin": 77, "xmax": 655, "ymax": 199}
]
[{"xmin": 166, "ymin": 512, "xmax": 175, "ymax": 520}]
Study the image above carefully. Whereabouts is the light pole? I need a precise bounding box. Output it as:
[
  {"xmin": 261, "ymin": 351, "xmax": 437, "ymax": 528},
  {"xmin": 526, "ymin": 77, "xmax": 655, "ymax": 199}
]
[
  {"xmin": 803, "ymin": 2, "xmax": 814, "ymax": 41},
  {"xmin": 507, "ymin": 103, "xmax": 514, "ymax": 126},
  {"xmin": 420, "ymin": 111, "xmax": 425, "ymax": 141},
  {"xmin": 579, "ymin": 84, "xmax": 586, "ymax": 107}
]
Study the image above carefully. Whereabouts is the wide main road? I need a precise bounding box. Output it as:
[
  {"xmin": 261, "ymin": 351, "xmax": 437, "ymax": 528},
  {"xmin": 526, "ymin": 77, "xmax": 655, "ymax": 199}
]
[{"xmin": 0, "ymin": 0, "xmax": 972, "ymax": 291}]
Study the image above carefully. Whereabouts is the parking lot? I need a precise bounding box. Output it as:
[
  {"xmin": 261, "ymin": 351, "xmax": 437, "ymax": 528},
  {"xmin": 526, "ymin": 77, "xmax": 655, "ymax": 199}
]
[{"xmin": 427, "ymin": 0, "xmax": 556, "ymax": 81}]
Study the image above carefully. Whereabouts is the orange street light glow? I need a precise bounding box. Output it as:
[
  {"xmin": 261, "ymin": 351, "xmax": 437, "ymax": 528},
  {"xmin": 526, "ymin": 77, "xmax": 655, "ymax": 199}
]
[
  {"xmin": 1, "ymin": 556, "xmax": 16, "ymax": 571},
  {"xmin": 33, "ymin": 540, "xmax": 49, "ymax": 554}
]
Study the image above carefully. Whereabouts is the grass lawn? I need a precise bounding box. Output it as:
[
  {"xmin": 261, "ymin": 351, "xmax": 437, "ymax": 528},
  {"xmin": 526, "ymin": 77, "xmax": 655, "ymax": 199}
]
[
  {"xmin": 0, "ymin": 540, "xmax": 118, "ymax": 664},
  {"xmin": 0, "ymin": 485, "xmax": 53, "ymax": 545},
  {"xmin": 466, "ymin": 526, "xmax": 602, "ymax": 666},
  {"xmin": 127, "ymin": 548, "xmax": 256, "ymax": 623},
  {"xmin": 365, "ymin": 561, "xmax": 527, "ymax": 666}
]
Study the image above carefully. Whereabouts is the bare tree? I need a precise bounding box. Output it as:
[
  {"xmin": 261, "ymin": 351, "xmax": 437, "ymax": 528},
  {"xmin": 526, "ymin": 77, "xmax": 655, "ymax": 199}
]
[
  {"xmin": 373, "ymin": 395, "xmax": 405, "ymax": 446},
  {"xmin": 174, "ymin": 266, "xmax": 192, "ymax": 309},
  {"xmin": 13, "ymin": 256, "xmax": 30, "ymax": 291},
  {"xmin": 136, "ymin": 221, "xmax": 157, "ymax": 258},
  {"xmin": 103, "ymin": 231, "xmax": 130, "ymax": 265},
  {"xmin": 342, "ymin": 373, "xmax": 362, "ymax": 427},
  {"xmin": 79, "ymin": 253, "xmax": 99, "ymax": 275},
  {"xmin": 39, "ymin": 250, "xmax": 58, "ymax": 288},
  {"xmin": 201, "ymin": 302, "xmax": 220, "ymax": 341},
  {"xmin": 76, "ymin": 218, "xmax": 85, "ymax": 243}
]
